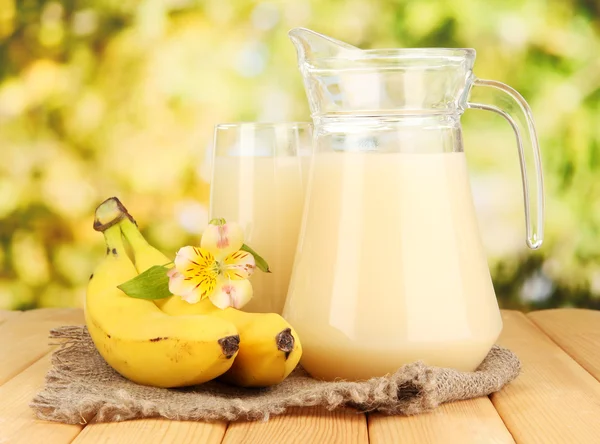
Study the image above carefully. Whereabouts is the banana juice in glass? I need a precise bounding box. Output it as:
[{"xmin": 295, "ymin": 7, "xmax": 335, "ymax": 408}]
[{"xmin": 209, "ymin": 123, "xmax": 311, "ymax": 315}]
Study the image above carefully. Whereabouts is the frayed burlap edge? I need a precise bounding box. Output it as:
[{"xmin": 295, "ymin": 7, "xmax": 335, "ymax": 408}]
[{"xmin": 30, "ymin": 326, "xmax": 520, "ymax": 424}]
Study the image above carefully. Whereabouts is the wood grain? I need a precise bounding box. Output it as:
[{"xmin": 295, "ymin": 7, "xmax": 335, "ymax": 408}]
[
  {"xmin": 492, "ymin": 310, "xmax": 600, "ymax": 444},
  {"xmin": 222, "ymin": 407, "xmax": 368, "ymax": 444},
  {"xmin": 0, "ymin": 308, "xmax": 84, "ymax": 386},
  {"xmin": 527, "ymin": 308, "xmax": 600, "ymax": 381},
  {"xmin": 72, "ymin": 419, "xmax": 227, "ymax": 444},
  {"xmin": 369, "ymin": 398, "xmax": 515, "ymax": 444},
  {"xmin": 0, "ymin": 353, "xmax": 83, "ymax": 444},
  {"xmin": 0, "ymin": 309, "xmax": 21, "ymax": 325}
]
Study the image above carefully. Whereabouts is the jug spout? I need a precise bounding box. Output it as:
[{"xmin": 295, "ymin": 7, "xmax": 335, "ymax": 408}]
[
  {"xmin": 288, "ymin": 28, "xmax": 475, "ymax": 118},
  {"xmin": 288, "ymin": 28, "xmax": 358, "ymax": 68}
]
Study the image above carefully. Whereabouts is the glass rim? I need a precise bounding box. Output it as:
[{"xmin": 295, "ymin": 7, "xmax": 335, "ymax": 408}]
[
  {"xmin": 215, "ymin": 122, "xmax": 312, "ymax": 130},
  {"xmin": 349, "ymin": 47, "xmax": 475, "ymax": 58},
  {"xmin": 306, "ymin": 49, "xmax": 476, "ymax": 71}
]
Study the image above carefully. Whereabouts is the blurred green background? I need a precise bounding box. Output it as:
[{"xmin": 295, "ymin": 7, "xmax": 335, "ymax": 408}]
[{"xmin": 0, "ymin": 0, "xmax": 599, "ymax": 311}]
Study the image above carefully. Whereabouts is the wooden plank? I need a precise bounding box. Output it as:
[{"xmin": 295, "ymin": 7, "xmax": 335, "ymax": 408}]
[
  {"xmin": 0, "ymin": 309, "xmax": 22, "ymax": 325},
  {"xmin": 492, "ymin": 310, "xmax": 600, "ymax": 444},
  {"xmin": 369, "ymin": 398, "xmax": 514, "ymax": 444},
  {"xmin": 0, "ymin": 308, "xmax": 84, "ymax": 386},
  {"xmin": 222, "ymin": 407, "xmax": 368, "ymax": 444},
  {"xmin": 0, "ymin": 353, "xmax": 83, "ymax": 444},
  {"xmin": 72, "ymin": 419, "xmax": 227, "ymax": 444},
  {"xmin": 528, "ymin": 308, "xmax": 600, "ymax": 381}
]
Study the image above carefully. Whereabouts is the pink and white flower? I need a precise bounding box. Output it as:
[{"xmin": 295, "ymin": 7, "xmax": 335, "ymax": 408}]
[{"xmin": 168, "ymin": 221, "xmax": 256, "ymax": 309}]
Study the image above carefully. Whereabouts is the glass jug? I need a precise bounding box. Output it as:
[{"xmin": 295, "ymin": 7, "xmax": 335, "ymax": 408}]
[{"xmin": 283, "ymin": 28, "xmax": 544, "ymax": 381}]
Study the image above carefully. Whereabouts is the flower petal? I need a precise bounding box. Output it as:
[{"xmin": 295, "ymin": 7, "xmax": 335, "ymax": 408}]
[
  {"xmin": 169, "ymin": 271, "xmax": 215, "ymax": 304},
  {"xmin": 209, "ymin": 277, "xmax": 253, "ymax": 309},
  {"xmin": 223, "ymin": 250, "xmax": 256, "ymax": 280},
  {"xmin": 169, "ymin": 246, "xmax": 217, "ymax": 303},
  {"xmin": 174, "ymin": 246, "xmax": 214, "ymax": 272},
  {"xmin": 181, "ymin": 291, "xmax": 201, "ymax": 304},
  {"xmin": 168, "ymin": 270, "xmax": 200, "ymax": 303},
  {"xmin": 201, "ymin": 222, "xmax": 244, "ymax": 260}
]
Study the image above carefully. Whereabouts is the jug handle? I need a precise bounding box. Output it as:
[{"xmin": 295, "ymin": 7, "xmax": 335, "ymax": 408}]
[{"xmin": 467, "ymin": 78, "xmax": 544, "ymax": 250}]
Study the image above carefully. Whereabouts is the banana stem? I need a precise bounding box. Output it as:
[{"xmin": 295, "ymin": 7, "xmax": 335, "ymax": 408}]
[
  {"xmin": 120, "ymin": 217, "xmax": 150, "ymax": 250},
  {"xmin": 103, "ymin": 224, "xmax": 127, "ymax": 257}
]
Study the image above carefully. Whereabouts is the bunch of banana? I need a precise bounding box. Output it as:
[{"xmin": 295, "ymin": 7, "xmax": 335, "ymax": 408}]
[
  {"xmin": 88, "ymin": 197, "xmax": 302, "ymax": 388},
  {"xmin": 85, "ymin": 198, "xmax": 240, "ymax": 388},
  {"xmin": 116, "ymin": 204, "xmax": 303, "ymax": 388}
]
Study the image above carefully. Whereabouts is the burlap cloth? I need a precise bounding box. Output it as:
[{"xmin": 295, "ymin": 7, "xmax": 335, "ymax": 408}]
[{"xmin": 30, "ymin": 326, "xmax": 520, "ymax": 424}]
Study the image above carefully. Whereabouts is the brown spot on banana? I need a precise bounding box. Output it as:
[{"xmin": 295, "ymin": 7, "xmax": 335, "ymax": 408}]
[
  {"xmin": 218, "ymin": 335, "xmax": 240, "ymax": 359},
  {"xmin": 149, "ymin": 337, "xmax": 168, "ymax": 342},
  {"xmin": 276, "ymin": 328, "xmax": 295, "ymax": 359}
]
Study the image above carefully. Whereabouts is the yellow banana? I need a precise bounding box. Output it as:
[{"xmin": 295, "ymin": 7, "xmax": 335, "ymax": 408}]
[
  {"xmin": 160, "ymin": 297, "xmax": 302, "ymax": 387},
  {"xmin": 119, "ymin": 211, "xmax": 303, "ymax": 387},
  {"xmin": 85, "ymin": 198, "xmax": 240, "ymax": 388}
]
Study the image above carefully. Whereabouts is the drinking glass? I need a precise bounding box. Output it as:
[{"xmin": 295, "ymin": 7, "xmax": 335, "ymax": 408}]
[{"xmin": 209, "ymin": 122, "xmax": 312, "ymax": 314}]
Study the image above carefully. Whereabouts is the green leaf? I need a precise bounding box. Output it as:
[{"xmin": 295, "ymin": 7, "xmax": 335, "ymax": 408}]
[
  {"xmin": 117, "ymin": 265, "xmax": 173, "ymax": 300},
  {"xmin": 241, "ymin": 243, "xmax": 271, "ymax": 273}
]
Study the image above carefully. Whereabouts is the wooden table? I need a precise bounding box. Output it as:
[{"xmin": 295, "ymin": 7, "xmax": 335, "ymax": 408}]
[{"xmin": 1, "ymin": 308, "xmax": 599, "ymax": 443}]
